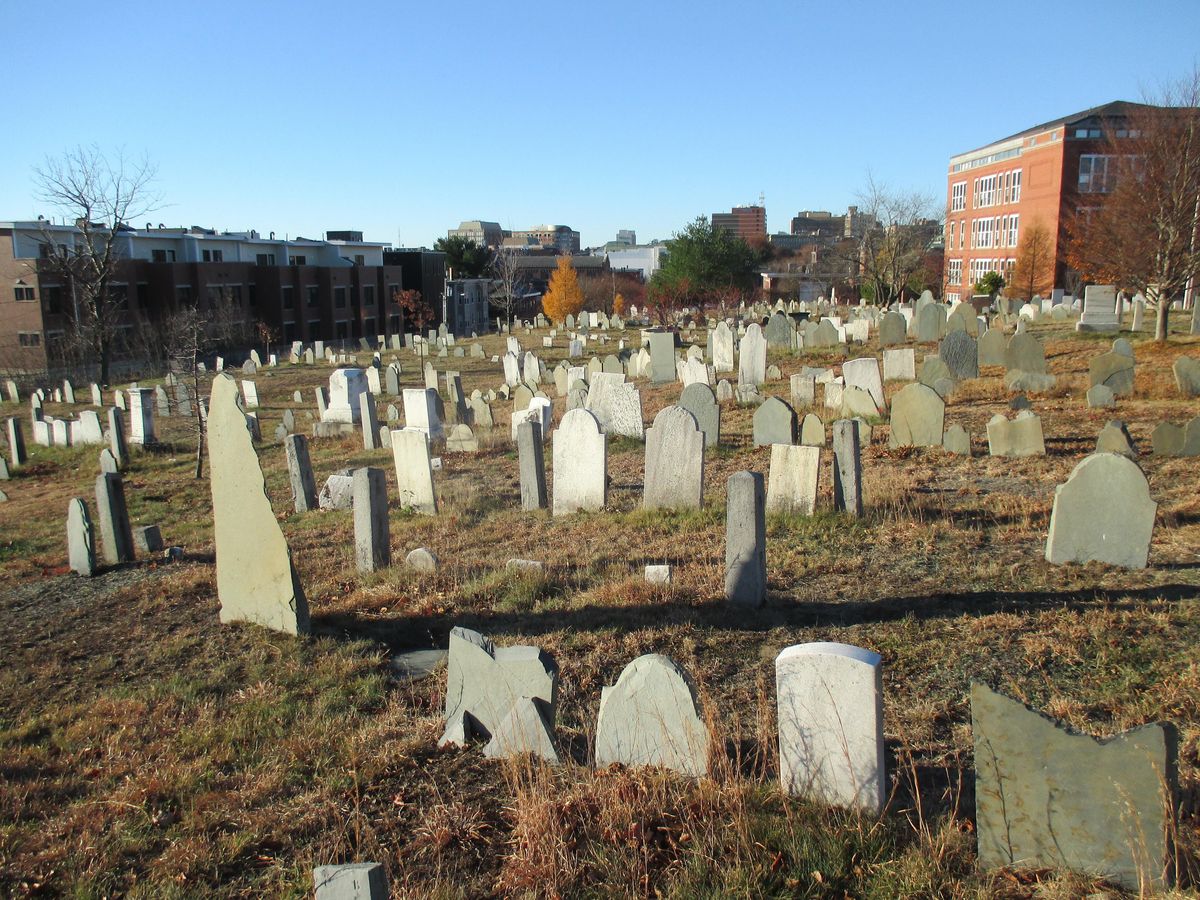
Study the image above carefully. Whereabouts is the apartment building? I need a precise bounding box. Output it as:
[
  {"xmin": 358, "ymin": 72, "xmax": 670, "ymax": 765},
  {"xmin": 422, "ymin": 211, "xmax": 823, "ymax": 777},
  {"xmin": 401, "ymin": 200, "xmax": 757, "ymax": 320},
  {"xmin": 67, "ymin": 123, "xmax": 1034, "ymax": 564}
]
[
  {"xmin": 0, "ymin": 222, "xmax": 415, "ymax": 374},
  {"xmin": 711, "ymin": 205, "xmax": 767, "ymax": 242},
  {"xmin": 943, "ymin": 100, "xmax": 1158, "ymax": 302}
]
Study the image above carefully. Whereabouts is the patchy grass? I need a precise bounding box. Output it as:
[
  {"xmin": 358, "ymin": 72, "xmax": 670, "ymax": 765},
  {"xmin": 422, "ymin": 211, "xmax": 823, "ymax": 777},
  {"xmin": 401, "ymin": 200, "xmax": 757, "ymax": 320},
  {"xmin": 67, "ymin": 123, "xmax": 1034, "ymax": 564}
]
[{"xmin": 2, "ymin": 321, "xmax": 1200, "ymax": 896}]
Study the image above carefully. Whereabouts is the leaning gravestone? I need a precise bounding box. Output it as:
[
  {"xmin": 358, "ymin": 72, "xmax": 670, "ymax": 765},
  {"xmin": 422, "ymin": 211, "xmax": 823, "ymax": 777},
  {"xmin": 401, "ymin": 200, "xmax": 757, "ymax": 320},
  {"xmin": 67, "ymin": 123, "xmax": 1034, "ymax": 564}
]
[
  {"xmin": 938, "ymin": 331, "xmax": 978, "ymax": 380},
  {"xmin": 552, "ymin": 408, "xmax": 607, "ymax": 516},
  {"xmin": 482, "ymin": 696, "xmax": 560, "ymax": 764},
  {"xmin": 678, "ymin": 382, "xmax": 720, "ymax": 450},
  {"xmin": 972, "ymin": 682, "xmax": 1176, "ymax": 891},
  {"xmin": 1045, "ymin": 453, "xmax": 1156, "ymax": 569},
  {"xmin": 776, "ymin": 642, "xmax": 885, "ymax": 813},
  {"xmin": 765, "ymin": 444, "xmax": 819, "ymax": 516},
  {"xmin": 831, "ymin": 419, "xmax": 863, "ymax": 516},
  {"xmin": 66, "ymin": 498, "xmax": 97, "ymax": 577},
  {"xmin": 439, "ymin": 626, "xmax": 558, "ymax": 747},
  {"xmin": 644, "ymin": 406, "xmax": 704, "ymax": 510},
  {"xmin": 725, "ymin": 471, "xmax": 766, "ymax": 607},
  {"xmin": 888, "ymin": 383, "xmax": 944, "ymax": 448},
  {"xmin": 594, "ymin": 654, "xmax": 709, "ymax": 777},
  {"xmin": 752, "ymin": 396, "xmax": 797, "ymax": 447},
  {"xmin": 986, "ymin": 410, "xmax": 1045, "ymax": 457},
  {"xmin": 209, "ymin": 374, "xmax": 308, "ymax": 635}
]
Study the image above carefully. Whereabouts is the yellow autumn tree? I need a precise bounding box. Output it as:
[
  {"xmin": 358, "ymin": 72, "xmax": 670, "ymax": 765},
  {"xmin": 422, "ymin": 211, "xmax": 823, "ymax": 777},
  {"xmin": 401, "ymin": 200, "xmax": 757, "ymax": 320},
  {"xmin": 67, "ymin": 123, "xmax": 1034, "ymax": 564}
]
[
  {"xmin": 613, "ymin": 292, "xmax": 627, "ymax": 316},
  {"xmin": 541, "ymin": 255, "xmax": 584, "ymax": 324},
  {"xmin": 1009, "ymin": 219, "xmax": 1056, "ymax": 301}
]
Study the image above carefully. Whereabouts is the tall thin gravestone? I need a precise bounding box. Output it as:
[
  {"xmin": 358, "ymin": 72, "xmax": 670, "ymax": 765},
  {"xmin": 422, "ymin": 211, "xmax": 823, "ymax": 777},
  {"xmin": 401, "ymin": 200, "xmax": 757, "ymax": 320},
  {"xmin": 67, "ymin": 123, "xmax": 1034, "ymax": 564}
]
[
  {"xmin": 284, "ymin": 434, "xmax": 318, "ymax": 513},
  {"xmin": 831, "ymin": 419, "xmax": 863, "ymax": 516},
  {"xmin": 361, "ymin": 392, "xmax": 381, "ymax": 451},
  {"xmin": 107, "ymin": 407, "xmax": 127, "ymax": 470},
  {"xmin": 353, "ymin": 467, "xmax": 390, "ymax": 572},
  {"xmin": 725, "ymin": 471, "xmax": 766, "ymax": 607},
  {"xmin": 95, "ymin": 473, "xmax": 135, "ymax": 565},
  {"xmin": 6, "ymin": 418, "xmax": 26, "ymax": 467},
  {"xmin": 66, "ymin": 498, "xmax": 97, "ymax": 577},
  {"xmin": 517, "ymin": 420, "xmax": 548, "ymax": 511}
]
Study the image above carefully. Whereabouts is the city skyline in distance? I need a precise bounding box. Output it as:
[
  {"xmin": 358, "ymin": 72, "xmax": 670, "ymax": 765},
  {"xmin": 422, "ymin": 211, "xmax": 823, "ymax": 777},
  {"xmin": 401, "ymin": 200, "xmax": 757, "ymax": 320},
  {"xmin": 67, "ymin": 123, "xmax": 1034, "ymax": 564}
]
[{"xmin": 1, "ymin": 1, "xmax": 1197, "ymax": 250}]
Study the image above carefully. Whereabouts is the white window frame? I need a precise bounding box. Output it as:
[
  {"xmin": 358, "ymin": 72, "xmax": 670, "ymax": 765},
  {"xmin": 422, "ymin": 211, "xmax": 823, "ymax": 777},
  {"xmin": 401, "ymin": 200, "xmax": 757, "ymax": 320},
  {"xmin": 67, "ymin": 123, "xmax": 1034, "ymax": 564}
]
[{"xmin": 951, "ymin": 181, "xmax": 966, "ymax": 212}]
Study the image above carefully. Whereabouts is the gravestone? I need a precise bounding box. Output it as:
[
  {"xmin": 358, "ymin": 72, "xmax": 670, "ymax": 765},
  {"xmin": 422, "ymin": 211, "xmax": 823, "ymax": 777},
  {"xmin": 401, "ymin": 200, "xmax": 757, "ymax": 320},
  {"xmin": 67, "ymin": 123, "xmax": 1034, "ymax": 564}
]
[
  {"xmin": 738, "ymin": 323, "xmax": 767, "ymax": 387},
  {"xmin": 712, "ymin": 321, "xmax": 735, "ymax": 372},
  {"xmin": 972, "ymin": 683, "xmax": 1176, "ymax": 891},
  {"xmin": 888, "ymin": 383, "xmax": 944, "ymax": 448},
  {"xmin": 799, "ymin": 412, "xmax": 824, "ymax": 447},
  {"xmin": 765, "ymin": 312, "xmax": 794, "ymax": 348},
  {"xmin": 882, "ymin": 348, "xmax": 915, "ymax": 382},
  {"xmin": 644, "ymin": 406, "xmax": 704, "ymax": 510},
  {"xmin": 831, "ymin": 419, "xmax": 863, "ymax": 516},
  {"xmin": 725, "ymin": 471, "xmax": 766, "ymax": 607},
  {"xmin": 1076, "ymin": 283, "xmax": 1120, "ymax": 332},
  {"xmin": 752, "ymin": 396, "xmax": 797, "ymax": 447},
  {"xmin": 645, "ymin": 565, "xmax": 671, "ymax": 585},
  {"xmin": 324, "ymin": 369, "xmax": 366, "ymax": 423},
  {"xmin": 445, "ymin": 423, "xmax": 478, "ymax": 452},
  {"xmin": 842, "ymin": 358, "xmax": 884, "ymax": 411},
  {"xmin": 314, "ymin": 864, "xmax": 388, "ymax": 900},
  {"xmin": 209, "ymin": 374, "xmax": 308, "ymax": 634},
  {"xmin": 678, "ymin": 383, "xmax": 720, "ymax": 449},
  {"xmin": 439, "ymin": 626, "xmax": 558, "ymax": 746},
  {"xmin": 95, "ymin": 473, "xmax": 134, "ymax": 566},
  {"xmin": 402, "ymin": 388, "xmax": 444, "ymax": 441},
  {"xmin": 240, "ymin": 381, "xmax": 258, "ymax": 409},
  {"xmin": 285, "ymin": 435, "xmax": 318, "ymax": 513},
  {"xmin": 939, "ymin": 331, "xmax": 978, "ymax": 380},
  {"xmin": 715, "ymin": 379, "xmax": 733, "ymax": 402},
  {"xmin": 878, "ymin": 311, "xmax": 907, "ymax": 346},
  {"xmin": 67, "ymin": 498, "xmax": 97, "ymax": 577},
  {"xmin": 482, "ymin": 696, "xmax": 560, "ymax": 764},
  {"xmin": 552, "ymin": 408, "xmax": 606, "ymax": 516},
  {"xmin": 916, "ymin": 303, "xmax": 946, "ymax": 342},
  {"xmin": 790, "ymin": 373, "xmax": 816, "ymax": 406},
  {"xmin": 584, "ymin": 373, "xmax": 643, "ymax": 439},
  {"xmin": 647, "ymin": 332, "xmax": 676, "ymax": 384},
  {"xmin": 776, "ymin": 642, "xmax": 885, "ymax": 813},
  {"xmin": 1086, "ymin": 384, "xmax": 1115, "ymax": 409},
  {"xmin": 1173, "ymin": 356, "xmax": 1200, "ymax": 398},
  {"xmin": 1095, "ymin": 419, "xmax": 1137, "ymax": 457},
  {"xmin": 134, "ymin": 525, "xmax": 163, "ymax": 554},
  {"xmin": 99, "ymin": 448, "xmax": 119, "ymax": 474},
  {"xmin": 360, "ymin": 393, "xmax": 381, "ymax": 451},
  {"xmin": 517, "ymin": 420, "xmax": 548, "ymax": 510},
  {"xmin": 391, "ymin": 428, "xmax": 438, "ymax": 515},
  {"xmin": 942, "ymin": 424, "xmax": 971, "ymax": 455},
  {"xmin": 977, "ymin": 328, "xmax": 1007, "ymax": 366},
  {"xmin": 6, "ymin": 418, "xmax": 26, "ymax": 467},
  {"xmin": 765, "ymin": 444, "xmax": 820, "ymax": 516},
  {"xmin": 1045, "ymin": 453, "xmax": 1155, "ymax": 568},
  {"xmin": 1003, "ymin": 333, "xmax": 1046, "ymax": 374},
  {"xmin": 128, "ymin": 388, "xmax": 156, "ymax": 444},
  {"xmin": 986, "ymin": 411, "xmax": 1045, "ymax": 457},
  {"xmin": 594, "ymin": 654, "xmax": 709, "ymax": 777},
  {"xmin": 107, "ymin": 408, "xmax": 126, "ymax": 469},
  {"xmin": 405, "ymin": 547, "xmax": 438, "ymax": 574},
  {"xmin": 319, "ymin": 471, "xmax": 355, "ymax": 510},
  {"xmin": 353, "ymin": 467, "xmax": 390, "ymax": 573}
]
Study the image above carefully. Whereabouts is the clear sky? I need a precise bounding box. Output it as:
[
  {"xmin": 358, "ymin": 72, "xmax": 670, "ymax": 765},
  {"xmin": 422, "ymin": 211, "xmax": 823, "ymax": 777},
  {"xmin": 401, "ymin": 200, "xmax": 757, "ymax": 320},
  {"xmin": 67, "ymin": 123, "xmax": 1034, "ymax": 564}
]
[{"xmin": 2, "ymin": 1, "xmax": 1196, "ymax": 249}]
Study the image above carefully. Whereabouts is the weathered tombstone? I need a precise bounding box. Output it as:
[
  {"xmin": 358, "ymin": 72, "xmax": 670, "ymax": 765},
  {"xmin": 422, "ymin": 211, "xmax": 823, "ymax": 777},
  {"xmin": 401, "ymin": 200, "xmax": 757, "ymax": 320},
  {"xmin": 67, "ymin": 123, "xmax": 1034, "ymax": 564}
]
[
  {"xmin": 358, "ymin": 393, "xmax": 380, "ymax": 451},
  {"xmin": 313, "ymin": 863, "xmax": 389, "ymax": 900},
  {"xmin": 888, "ymin": 383, "xmax": 944, "ymax": 448},
  {"xmin": 439, "ymin": 626, "xmax": 557, "ymax": 746},
  {"xmin": 1075, "ymin": 283, "xmax": 1120, "ymax": 332},
  {"xmin": 712, "ymin": 321, "xmax": 735, "ymax": 372},
  {"xmin": 842, "ymin": 357, "xmax": 884, "ymax": 411},
  {"xmin": 1045, "ymin": 453, "xmax": 1155, "ymax": 568},
  {"xmin": 725, "ymin": 471, "xmax": 766, "ymax": 607},
  {"xmin": 645, "ymin": 564, "xmax": 671, "ymax": 584},
  {"xmin": 127, "ymin": 388, "xmax": 156, "ymax": 445},
  {"xmin": 584, "ymin": 373, "xmax": 644, "ymax": 439},
  {"xmin": 319, "ymin": 471, "xmax": 355, "ymax": 510},
  {"xmin": 643, "ymin": 406, "xmax": 704, "ymax": 510},
  {"xmin": 738, "ymin": 323, "xmax": 767, "ymax": 387},
  {"xmin": 353, "ymin": 467, "xmax": 390, "ymax": 573},
  {"xmin": 482, "ymin": 696, "xmax": 561, "ymax": 764},
  {"xmin": 95, "ymin": 472, "xmax": 135, "ymax": 566},
  {"xmin": 647, "ymin": 331, "xmax": 676, "ymax": 384},
  {"xmin": 972, "ymin": 682, "xmax": 1177, "ymax": 891},
  {"xmin": 1086, "ymin": 384, "xmax": 1115, "ymax": 409},
  {"xmin": 752, "ymin": 396, "xmax": 797, "ymax": 447},
  {"xmin": 938, "ymin": 331, "xmax": 979, "ymax": 380},
  {"xmin": 1003, "ymin": 333, "xmax": 1046, "ymax": 374},
  {"xmin": 765, "ymin": 312, "xmax": 794, "ymax": 348},
  {"xmin": 776, "ymin": 642, "xmax": 884, "ymax": 812},
  {"xmin": 324, "ymin": 369, "xmax": 367, "ymax": 423},
  {"xmin": 799, "ymin": 412, "xmax": 824, "ymax": 447},
  {"xmin": 789, "ymin": 373, "xmax": 816, "ymax": 407},
  {"xmin": 594, "ymin": 654, "xmax": 709, "ymax": 777},
  {"xmin": 678, "ymin": 382, "xmax": 720, "ymax": 450},
  {"xmin": 517, "ymin": 420, "xmax": 549, "ymax": 511},
  {"xmin": 284, "ymin": 434, "xmax": 318, "ymax": 514},
  {"xmin": 831, "ymin": 419, "xmax": 863, "ymax": 516},
  {"xmin": 391, "ymin": 428, "xmax": 438, "ymax": 515},
  {"xmin": 977, "ymin": 328, "xmax": 1007, "ymax": 367},
  {"xmin": 6, "ymin": 417, "xmax": 27, "ymax": 467},
  {"xmin": 942, "ymin": 424, "xmax": 971, "ymax": 455},
  {"xmin": 986, "ymin": 410, "xmax": 1046, "ymax": 457},
  {"xmin": 552, "ymin": 408, "xmax": 606, "ymax": 516},
  {"xmin": 208, "ymin": 374, "xmax": 308, "ymax": 634},
  {"xmin": 1095, "ymin": 419, "xmax": 1137, "ymax": 457},
  {"xmin": 66, "ymin": 498, "xmax": 97, "ymax": 577},
  {"xmin": 715, "ymin": 379, "xmax": 733, "ymax": 402},
  {"xmin": 107, "ymin": 407, "xmax": 127, "ymax": 470},
  {"xmin": 881, "ymin": 348, "xmax": 915, "ymax": 382},
  {"xmin": 765, "ymin": 444, "xmax": 820, "ymax": 516},
  {"xmin": 1088, "ymin": 345, "xmax": 1136, "ymax": 397},
  {"xmin": 878, "ymin": 311, "xmax": 907, "ymax": 346},
  {"xmin": 133, "ymin": 524, "xmax": 164, "ymax": 554},
  {"xmin": 445, "ymin": 423, "xmax": 478, "ymax": 452},
  {"xmin": 402, "ymin": 388, "xmax": 444, "ymax": 440},
  {"xmin": 916, "ymin": 303, "xmax": 946, "ymax": 342},
  {"xmin": 1172, "ymin": 356, "xmax": 1200, "ymax": 398}
]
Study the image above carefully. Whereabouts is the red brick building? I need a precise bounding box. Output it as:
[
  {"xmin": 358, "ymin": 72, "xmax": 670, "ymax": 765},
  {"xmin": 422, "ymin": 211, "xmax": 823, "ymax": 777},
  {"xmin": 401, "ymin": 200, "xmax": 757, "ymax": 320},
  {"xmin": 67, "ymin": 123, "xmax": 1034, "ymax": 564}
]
[
  {"xmin": 711, "ymin": 205, "xmax": 767, "ymax": 242},
  {"xmin": 943, "ymin": 101, "xmax": 1157, "ymax": 302}
]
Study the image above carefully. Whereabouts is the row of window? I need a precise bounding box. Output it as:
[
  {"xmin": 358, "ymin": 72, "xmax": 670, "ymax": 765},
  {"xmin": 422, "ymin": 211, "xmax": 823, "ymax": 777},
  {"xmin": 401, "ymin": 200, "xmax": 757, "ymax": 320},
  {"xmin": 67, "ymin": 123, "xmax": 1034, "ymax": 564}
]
[
  {"xmin": 972, "ymin": 169, "xmax": 1022, "ymax": 208},
  {"xmin": 1078, "ymin": 154, "xmax": 1116, "ymax": 194},
  {"xmin": 968, "ymin": 257, "xmax": 1016, "ymax": 285},
  {"xmin": 970, "ymin": 214, "xmax": 1020, "ymax": 250},
  {"xmin": 18, "ymin": 332, "xmax": 41, "ymax": 347}
]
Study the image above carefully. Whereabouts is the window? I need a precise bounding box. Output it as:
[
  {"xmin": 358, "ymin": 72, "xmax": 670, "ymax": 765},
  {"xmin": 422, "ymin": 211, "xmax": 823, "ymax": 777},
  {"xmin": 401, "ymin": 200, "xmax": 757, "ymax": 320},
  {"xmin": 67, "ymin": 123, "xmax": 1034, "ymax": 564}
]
[
  {"xmin": 18, "ymin": 332, "xmax": 41, "ymax": 347},
  {"xmin": 282, "ymin": 286, "xmax": 295, "ymax": 310},
  {"xmin": 38, "ymin": 243, "xmax": 51, "ymax": 259},
  {"xmin": 1079, "ymin": 154, "xmax": 1115, "ymax": 193},
  {"xmin": 201, "ymin": 249, "xmax": 225, "ymax": 263},
  {"xmin": 292, "ymin": 255, "xmax": 307, "ymax": 266},
  {"xmin": 1005, "ymin": 214, "xmax": 1019, "ymax": 248},
  {"xmin": 334, "ymin": 286, "xmax": 347, "ymax": 308},
  {"xmin": 945, "ymin": 292, "xmax": 960, "ymax": 304},
  {"xmin": 951, "ymin": 182, "xmax": 966, "ymax": 212},
  {"xmin": 248, "ymin": 284, "xmax": 258, "ymax": 308},
  {"xmin": 256, "ymin": 253, "xmax": 276, "ymax": 265},
  {"xmin": 335, "ymin": 320, "xmax": 349, "ymax": 339},
  {"xmin": 176, "ymin": 285, "xmax": 193, "ymax": 304},
  {"xmin": 152, "ymin": 248, "xmax": 177, "ymax": 263},
  {"xmin": 1008, "ymin": 169, "xmax": 1021, "ymax": 203},
  {"xmin": 363, "ymin": 285, "xmax": 375, "ymax": 307},
  {"xmin": 363, "ymin": 317, "xmax": 376, "ymax": 336},
  {"xmin": 13, "ymin": 286, "xmax": 36, "ymax": 302},
  {"xmin": 306, "ymin": 285, "xmax": 319, "ymax": 307},
  {"xmin": 44, "ymin": 285, "xmax": 63, "ymax": 314},
  {"xmin": 1075, "ymin": 127, "xmax": 1102, "ymax": 139},
  {"xmin": 947, "ymin": 258, "xmax": 962, "ymax": 285},
  {"xmin": 354, "ymin": 254, "xmax": 365, "ymax": 266},
  {"xmin": 307, "ymin": 320, "xmax": 321, "ymax": 336},
  {"xmin": 947, "ymin": 221, "xmax": 956, "ymax": 248}
]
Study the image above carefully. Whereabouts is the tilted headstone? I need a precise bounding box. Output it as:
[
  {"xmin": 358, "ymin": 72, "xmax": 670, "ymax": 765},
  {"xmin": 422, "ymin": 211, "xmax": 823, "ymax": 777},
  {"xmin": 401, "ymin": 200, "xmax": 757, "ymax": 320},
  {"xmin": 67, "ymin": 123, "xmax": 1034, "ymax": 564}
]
[
  {"xmin": 439, "ymin": 626, "xmax": 557, "ymax": 746},
  {"xmin": 353, "ymin": 467, "xmax": 390, "ymax": 573},
  {"xmin": 284, "ymin": 434, "xmax": 318, "ymax": 514},
  {"xmin": 66, "ymin": 498, "xmax": 97, "ymax": 577},
  {"xmin": 765, "ymin": 444, "xmax": 820, "ymax": 516},
  {"xmin": 552, "ymin": 408, "xmax": 606, "ymax": 516},
  {"xmin": 643, "ymin": 406, "xmax": 704, "ymax": 510},
  {"xmin": 391, "ymin": 428, "xmax": 438, "ymax": 515},
  {"xmin": 1045, "ymin": 453, "xmax": 1156, "ymax": 568},
  {"xmin": 360, "ymin": 393, "xmax": 381, "ymax": 451},
  {"xmin": 594, "ymin": 654, "xmax": 709, "ymax": 777},
  {"xmin": 6, "ymin": 418, "xmax": 27, "ymax": 467},
  {"xmin": 725, "ymin": 471, "xmax": 766, "ymax": 607},
  {"xmin": 776, "ymin": 642, "xmax": 885, "ymax": 812},
  {"xmin": 482, "ymin": 696, "xmax": 560, "ymax": 764},
  {"xmin": 972, "ymin": 682, "xmax": 1177, "ymax": 890},
  {"xmin": 133, "ymin": 525, "xmax": 163, "ymax": 554},
  {"xmin": 107, "ymin": 408, "xmax": 126, "ymax": 469},
  {"xmin": 842, "ymin": 358, "xmax": 884, "ymax": 412},
  {"xmin": 584, "ymin": 373, "xmax": 643, "ymax": 439},
  {"xmin": 95, "ymin": 472, "xmax": 135, "ymax": 566},
  {"xmin": 208, "ymin": 374, "xmax": 308, "ymax": 634}
]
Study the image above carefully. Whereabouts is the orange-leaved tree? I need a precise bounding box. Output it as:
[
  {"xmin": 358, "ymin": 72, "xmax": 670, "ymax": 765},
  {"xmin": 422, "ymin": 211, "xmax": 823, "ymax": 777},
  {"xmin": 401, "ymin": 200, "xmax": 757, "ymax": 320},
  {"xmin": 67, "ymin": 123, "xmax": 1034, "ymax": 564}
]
[
  {"xmin": 541, "ymin": 255, "xmax": 584, "ymax": 324},
  {"xmin": 1009, "ymin": 219, "xmax": 1055, "ymax": 301},
  {"xmin": 613, "ymin": 292, "xmax": 626, "ymax": 316}
]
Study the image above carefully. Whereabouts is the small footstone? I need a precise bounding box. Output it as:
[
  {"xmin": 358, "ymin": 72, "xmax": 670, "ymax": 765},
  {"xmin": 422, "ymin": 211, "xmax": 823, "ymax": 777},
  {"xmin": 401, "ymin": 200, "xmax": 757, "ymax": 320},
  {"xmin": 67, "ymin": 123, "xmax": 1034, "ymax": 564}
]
[
  {"xmin": 405, "ymin": 547, "xmax": 438, "ymax": 573},
  {"xmin": 134, "ymin": 525, "xmax": 164, "ymax": 553},
  {"xmin": 313, "ymin": 862, "xmax": 389, "ymax": 900},
  {"xmin": 645, "ymin": 564, "xmax": 672, "ymax": 584}
]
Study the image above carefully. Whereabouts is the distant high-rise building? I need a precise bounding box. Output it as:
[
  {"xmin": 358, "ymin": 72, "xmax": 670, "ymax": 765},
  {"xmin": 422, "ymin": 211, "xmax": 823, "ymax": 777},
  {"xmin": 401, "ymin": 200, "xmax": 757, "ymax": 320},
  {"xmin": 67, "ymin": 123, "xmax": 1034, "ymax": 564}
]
[
  {"xmin": 615, "ymin": 229, "xmax": 636, "ymax": 246},
  {"xmin": 447, "ymin": 220, "xmax": 504, "ymax": 249},
  {"xmin": 509, "ymin": 224, "xmax": 580, "ymax": 254},
  {"xmin": 711, "ymin": 205, "xmax": 766, "ymax": 242}
]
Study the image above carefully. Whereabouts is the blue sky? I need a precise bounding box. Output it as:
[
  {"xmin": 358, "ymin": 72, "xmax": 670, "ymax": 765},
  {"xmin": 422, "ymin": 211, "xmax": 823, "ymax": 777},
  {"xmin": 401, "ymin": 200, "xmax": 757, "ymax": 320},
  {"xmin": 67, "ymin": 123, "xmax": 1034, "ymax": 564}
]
[{"xmin": 2, "ymin": 1, "xmax": 1196, "ymax": 249}]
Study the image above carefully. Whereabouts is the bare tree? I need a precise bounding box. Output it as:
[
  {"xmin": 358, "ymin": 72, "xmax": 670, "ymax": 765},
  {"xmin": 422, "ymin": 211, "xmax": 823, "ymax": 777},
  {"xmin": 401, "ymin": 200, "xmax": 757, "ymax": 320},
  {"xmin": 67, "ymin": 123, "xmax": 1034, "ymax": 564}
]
[
  {"xmin": 1066, "ymin": 70, "xmax": 1200, "ymax": 341},
  {"xmin": 33, "ymin": 146, "xmax": 160, "ymax": 384},
  {"xmin": 489, "ymin": 248, "xmax": 529, "ymax": 328},
  {"xmin": 848, "ymin": 174, "xmax": 941, "ymax": 306}
]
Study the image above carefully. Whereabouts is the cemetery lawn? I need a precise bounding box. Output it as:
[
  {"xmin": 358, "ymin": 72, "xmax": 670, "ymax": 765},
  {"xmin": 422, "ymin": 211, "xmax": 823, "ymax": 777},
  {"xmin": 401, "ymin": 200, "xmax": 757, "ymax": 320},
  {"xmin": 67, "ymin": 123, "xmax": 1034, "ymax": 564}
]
[{"xmin": 2, "ymin": 321, "xmax": 1200, "ymax": 897}]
